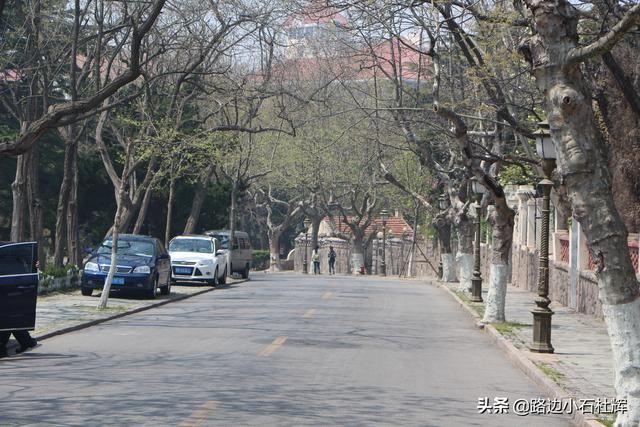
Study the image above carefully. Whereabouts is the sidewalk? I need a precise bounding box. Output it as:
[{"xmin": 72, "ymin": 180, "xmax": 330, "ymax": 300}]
[
  {"xmin": 437, "ymin": 280, "xmax": 615, "ymax": 427},
  {"xmin": 3, "ymin": 278, "xmax": 246, "ymax": 356}
]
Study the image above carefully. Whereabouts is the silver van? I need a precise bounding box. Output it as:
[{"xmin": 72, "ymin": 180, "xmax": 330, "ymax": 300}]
[{"xmin": 203, "ymin": 230, "xmax": 252, "ymax": 278}]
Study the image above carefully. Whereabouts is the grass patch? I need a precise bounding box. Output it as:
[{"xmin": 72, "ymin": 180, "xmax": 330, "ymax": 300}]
[
  {"xmin": 492, "ymin": 321, "xmax": 528, "ymax": 336},
  {"xmin": 597, "ymin": 416, "xmax": 615, "ymax": 427},
  {"xmin": 533, "ymin": 361, "xmax": 566, "ymax": 385},
  {"xmin": 453, "ymin": 290, "xmax": 485, "ymax": 317},
  {"xmin": 95, "ymin": 305, "xmax": 130, "ymax": 313}
]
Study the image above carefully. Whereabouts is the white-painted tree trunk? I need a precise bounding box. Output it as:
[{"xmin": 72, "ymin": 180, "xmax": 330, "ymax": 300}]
[
  {"xmin": 441, "ymin": 253, "xmax": 457, "ymax": 282},
  {"xmin": 482, "ymin": 263, "xmax": 508, "ymax": 323},
  {"xmin": 456, "ymin": 252, "xmax": 473, "ymax": 292},
  {"xmin": 602, "ymin": 298, "xmax": 640, "ymax": 426},
  {"xmin": 98, "ymin": 242, "xmax": 118, "ymax": 309},
  {"xmin": 350, "ymin": 252, "xmax": 365, "ymax": 274}
]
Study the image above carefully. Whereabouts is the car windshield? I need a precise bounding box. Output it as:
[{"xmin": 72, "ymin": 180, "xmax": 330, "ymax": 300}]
[
  {"xmin": 213, "ymin": 235, "xmax": 229, "ymax": 249},
  {"xmin": 169, "ymin": 239, "xmax": 213, "ymax": 254},
  {"xmin": 97, "ymin": 239, "xmax": 154, "ymax": 257}
]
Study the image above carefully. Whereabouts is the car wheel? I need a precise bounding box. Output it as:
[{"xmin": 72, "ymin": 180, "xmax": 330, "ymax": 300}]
[
  {"xmin": 81, "ymin": 287, "xmax": 93, "ymax": 296},
  {"xmin": 219, "ymin": 268, "xmax": 227, "ymax": 285},
  {"xmin": 211, "ymin": 268, "xmax": 219, "ymax": 287},
  {"xmin": 147, "ymin": 276, "xmax": 158, "ymax": 299},
  {"xmin": 242, "ymin": 263, "xmax": 250, "ymax": 279},
  {"xmin": 160, "ymin": 276, "xmax": 171, "ymax": 295}
]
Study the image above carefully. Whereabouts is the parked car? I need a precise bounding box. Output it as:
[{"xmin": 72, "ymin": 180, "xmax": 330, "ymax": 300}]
[
  {"xmin": 203, "ymin": 230, "xmax": 251, "ymax": 278},
  {"xmin": 0, "ymin": 241, "xmax": 38, "ymax": 331},
  {"xmin": 168, "ymin": 235, "xmax": 227, "ymax": 286},
  {"xmin": 81, "ymin": 234, "xmax": 171, "ymax": 298}
]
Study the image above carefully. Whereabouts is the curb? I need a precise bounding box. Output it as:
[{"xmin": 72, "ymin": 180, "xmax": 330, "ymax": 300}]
[
  {"xmin": 5, "ymin": 279, "xmax": 248, "ymax": 355},
  {"xmin": 435, "ymin": 281, "xmax": 605, "ymax": 427}
]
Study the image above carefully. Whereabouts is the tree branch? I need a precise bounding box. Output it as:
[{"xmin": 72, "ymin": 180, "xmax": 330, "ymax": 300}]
[{"xmin": 568, "ymin": 3, "xmax": 640, "ymax": 64}]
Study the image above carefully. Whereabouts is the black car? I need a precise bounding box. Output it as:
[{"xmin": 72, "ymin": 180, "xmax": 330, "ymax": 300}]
[
  {"xmin": 0, "ymin": 241, "xmax": 39, "ymax": 332},
  {"xmin": 81, "ymin": 234, "xmax": 171, "ymax": 298}
]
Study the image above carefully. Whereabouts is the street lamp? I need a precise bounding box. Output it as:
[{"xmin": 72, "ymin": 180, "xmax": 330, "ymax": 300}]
[
  {"xmin": 437, "ymin": 195, "xmax": 448, "ymax": 279},
  {"xmin": 470, "ymin": 177, "xmax": 487, "ymax": 302},
  {"xmin": 530, "ymin": 120, "xmax": 556, "ymax": 353},
  {"xmin": 380, "ymin": 208, "xmax": 389, "ymax": 276},
  {"xmin": 303, "ymin": 217, "xmax": 311, "ymax": 274},
  {"xmin": 376, "ymin": 231, "xmax": 383, "ymax": 274}
]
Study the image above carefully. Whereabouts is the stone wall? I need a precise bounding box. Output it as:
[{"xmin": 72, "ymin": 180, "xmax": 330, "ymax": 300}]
[{"xmin": 38, "ymin": 271, "xmax": 80, "ymax": 295}]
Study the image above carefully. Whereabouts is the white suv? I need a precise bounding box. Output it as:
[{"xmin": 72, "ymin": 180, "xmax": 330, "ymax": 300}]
[{"xmin": 168, "ymin": 235, "xmax": 227, "ymax": 286}]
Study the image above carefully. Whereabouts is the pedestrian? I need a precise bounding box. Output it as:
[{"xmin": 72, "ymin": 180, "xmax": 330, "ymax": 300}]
[
  {"xmin": 0, "ymin": 258, "xmax": 40, "ymax": 357},
  {"xmin": 0, "ymin": 330, "xmax": 38, "ymax": 357},
  {"xmin": 328, "ymin": 246, "xmax": 337, "ymax": 275},
  {"xmin": 311, "ymin": 245, "xmax": 321, "ymax": 274}
]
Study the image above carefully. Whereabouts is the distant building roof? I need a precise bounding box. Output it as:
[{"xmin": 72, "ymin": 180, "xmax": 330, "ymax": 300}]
[{"xmin": 319, "ymin": 209, "xmax": 414, "ymax": 239}]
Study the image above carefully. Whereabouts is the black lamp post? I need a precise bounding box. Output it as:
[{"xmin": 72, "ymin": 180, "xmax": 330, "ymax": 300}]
[
  {"xmin": 470, "ymin": 178, "xmax": 487, "ymax": 302},
  {"xmin": 380, "ymin": 209, "xmax": 389, "ymax": 276},
  {"xmin": 303, "ymin": 217, "xmax": 311, "ymax": 274},
  {"xmin": 530, "ymin": 120, "xmax": 556, "ymax": 353}
]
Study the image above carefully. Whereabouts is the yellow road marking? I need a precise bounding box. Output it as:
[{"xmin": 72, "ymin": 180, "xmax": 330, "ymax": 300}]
[
  {"xmin": 303, "ymin": 308, "xmax": 317, "ymax": 318},
  {"xmin": 322, "ymin": 292, "xmax": 333, "ymax": 300},
  {"xmin": 180, "ymin": 400, "xmax": 219, "ymax": 427},
  {"xmin": 258, "ymin": 336, "xmax": 288, "ymax": 357}
]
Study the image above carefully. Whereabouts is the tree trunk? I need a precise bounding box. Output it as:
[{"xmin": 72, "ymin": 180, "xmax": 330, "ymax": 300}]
[
  {"xmin": 434, "ymin": 211, "xmax": 456, "ymax": 282},
  {"xmin": 67, "ymin": 143, "xmax": 81, "ymax": 266},
  {"xmin": 11, "ymin": 154, "xmax": 28, "ymax": 242},
  {"xmin": 482, "ymin": 205, "xmax": 515, "ymax": 323},
  {"xmin": 98, "ymin": 144, "xmax": 133, "ymax": 310},
  {"xmin": 228, "ymin": 179, "xmax": 238, "ymax": 276},
  {"xmin": 54, "ymin": 137, "xmax": 75, "ymax": 266},
  {"xmin": 456, "ymin": 213, "xmax": 475, "ymax": 292},
  {"xmin": 350, "ymin": 233, "xmax": 365, "ymax": 274},
  {"xmin": 132, "ymin": 178, "xmax": 154, "ymax": 234},
  {"xmin": 183, "ymin": 165, "xmax": 214, "ymax": 235},
  {"xmin": 268, "ymin": 231, "xmax": 282, "ymax": 271},
  {"xmin": 26, "ymin": 146, "xmax": 45, "ymax": 268},
  {"xmin": 310, "ymin": 216, "xmax": 321, "ymax": 250},
  {"xmin": 522, "ymin": 2, "xmax": 640, "ymax": 423},
  {"xmin": 165, "ymin": 173, "xmax": 176, "ymax": 246}
]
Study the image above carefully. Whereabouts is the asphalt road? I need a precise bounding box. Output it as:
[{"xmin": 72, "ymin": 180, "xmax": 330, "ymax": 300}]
[{"xmin": 0, "ymin": 273, "xmax": 573, "ymax": 426}]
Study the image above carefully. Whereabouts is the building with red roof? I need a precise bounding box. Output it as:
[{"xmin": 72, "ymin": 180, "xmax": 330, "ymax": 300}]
[
  {"xmin": 318, "ymin": 209, "xmax": 415, "ymax": 240},
  {"xmin": 278, "ymin": 3, "xmax": 431, "ymax": 84}
]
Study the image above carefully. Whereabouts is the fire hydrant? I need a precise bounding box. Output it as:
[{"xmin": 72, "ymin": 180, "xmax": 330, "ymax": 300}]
[{"xmin": 359, "ymin": 265, "xmax": 365, "ymax": 275}]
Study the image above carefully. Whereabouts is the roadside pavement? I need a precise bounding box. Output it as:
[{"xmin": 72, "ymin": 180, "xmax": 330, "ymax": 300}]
[
  {"xmin": 2, "ymin": 277, "xmax": 246, "ymax": 357},
  {"xmin": 437, "ymin": 279, "xmax": 616, "ymax": 427}
]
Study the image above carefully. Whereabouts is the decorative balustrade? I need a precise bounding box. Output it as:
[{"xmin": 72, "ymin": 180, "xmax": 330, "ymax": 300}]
[{"xmin": 558, "ymin": 233, "xmax": 570, "ymax": 264}]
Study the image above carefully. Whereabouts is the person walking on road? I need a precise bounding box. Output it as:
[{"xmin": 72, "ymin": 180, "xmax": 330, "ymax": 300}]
[
  {"xmin": 0, "ymin": 257, "xmax": 40, "ymax": 357},
  {"xmin": 312, "ymin": 245, "xmax": 321, "ymax": 274},
  {"xmin": 0, "ymin": 331, "xmax": 38, "ymax": 357},
  {"xmin": 328, "ymin": 246, "xmax": 337, "ymax": 275}
]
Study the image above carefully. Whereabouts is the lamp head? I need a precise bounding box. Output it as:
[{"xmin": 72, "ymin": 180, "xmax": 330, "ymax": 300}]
[
  {"xmin": 438, "ymin": 195, "xmax": 448, "ymax": 210},
  {"xmin": 470, "ymin": 177, "xmax": 488, "ymax": 195},
  {"xmin": 380, "ymin": 208, "xmax": 389, "ymax": 224},
  {"xmin": 534, "ymin": 120, "xmax": 555, "ymax": 160}
]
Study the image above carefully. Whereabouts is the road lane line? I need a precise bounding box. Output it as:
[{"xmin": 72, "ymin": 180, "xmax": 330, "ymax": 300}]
[
  {"xmin": 258, "ymin": 336, "xmax": 288, "ymax": 357},
  {"xmin": 180, "ymin": 400, "xmax": 219, "ymax": 427},
  {"xmin": 303, "ymin": 308, "xmax": 317, "ymax": 318},
  {"xmin": 322, "ymin": 292, "xmax": 333, "ymax": 300}
]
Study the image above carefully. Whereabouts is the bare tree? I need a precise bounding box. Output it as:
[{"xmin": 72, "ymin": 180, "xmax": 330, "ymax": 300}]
[{"xmin": 519, "ymin": 1, "xmax": 640, "ymax": 423}]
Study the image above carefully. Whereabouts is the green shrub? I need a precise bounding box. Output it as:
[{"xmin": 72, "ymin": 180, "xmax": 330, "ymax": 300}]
[
  {"xmin": 252, "ymin": 250, "xmax": 270, "ymax": 270},
  {"xmin": 43, "ymin": 264, "xmax": 78, "ymax": 278}
]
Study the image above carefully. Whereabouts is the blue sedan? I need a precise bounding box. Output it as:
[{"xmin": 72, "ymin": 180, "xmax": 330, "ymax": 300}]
[{"xmin": 81, "ymin": 234, "xmax": 171, "ymax": 298}]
